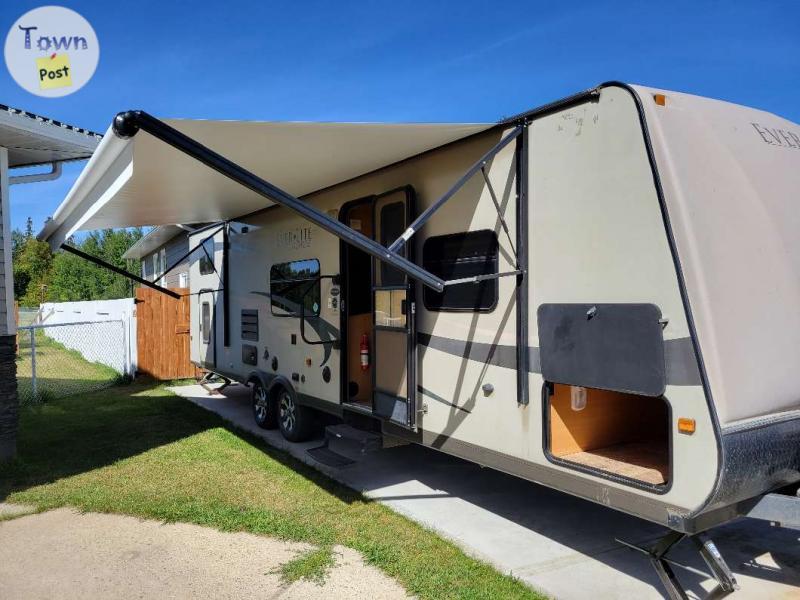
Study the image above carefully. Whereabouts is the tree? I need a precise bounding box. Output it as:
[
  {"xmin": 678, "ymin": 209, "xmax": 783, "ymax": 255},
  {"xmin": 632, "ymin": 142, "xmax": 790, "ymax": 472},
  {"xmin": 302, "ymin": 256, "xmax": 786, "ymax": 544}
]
[
  {"xmin": 11, "ymin": 220, "xmax": 143, "ymax": 306},
  {"xmin": 12, "ymin": 221, "xmax": 53, "ymax": 306},
  {"xmin": 48, "ymin": 229, "xmax": 143, "ymax": 301},
  {"xmin": 16, "ymin": 237, "xmax": 53, "ymax": 306}
]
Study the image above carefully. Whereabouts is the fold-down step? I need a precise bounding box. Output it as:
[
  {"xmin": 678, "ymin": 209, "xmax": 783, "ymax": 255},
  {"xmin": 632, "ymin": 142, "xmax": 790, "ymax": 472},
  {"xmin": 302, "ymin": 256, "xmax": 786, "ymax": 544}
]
[{"xmin": 306, "ymin": 424, "xmax": 383, "ymax": 468}]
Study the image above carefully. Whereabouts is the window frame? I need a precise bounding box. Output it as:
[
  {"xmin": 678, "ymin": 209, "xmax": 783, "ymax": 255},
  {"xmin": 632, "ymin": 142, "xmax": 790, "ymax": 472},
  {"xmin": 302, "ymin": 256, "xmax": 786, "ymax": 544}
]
[
  {"xmin": 199, "ymin": 237, "xmax": 215, "ymax": 275},
  {"xmin": 159, "ymin": 247, "xmax": 167, "ymax": 286},
  {"xmin": 201, "ymin": 301, "xmax": 211, "ymax": 344},
  {"xmin": 269, "ymin": 258, "xmax": 321, "ymax": 318},
  {"xmin": 422, "ymin": 229, "xmax": 500, "ymax": 313}
]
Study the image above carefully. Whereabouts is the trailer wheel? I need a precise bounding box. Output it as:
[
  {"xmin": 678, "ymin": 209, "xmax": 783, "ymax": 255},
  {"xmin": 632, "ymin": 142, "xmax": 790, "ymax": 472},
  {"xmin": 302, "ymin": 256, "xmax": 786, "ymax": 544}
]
[
  {"xmin": 251, "ymin": 379, "xmax": 277, "ymax": 429},
  {"xmin": 276, "ymin": 386, "xmax": 315, "ymax": 442}
]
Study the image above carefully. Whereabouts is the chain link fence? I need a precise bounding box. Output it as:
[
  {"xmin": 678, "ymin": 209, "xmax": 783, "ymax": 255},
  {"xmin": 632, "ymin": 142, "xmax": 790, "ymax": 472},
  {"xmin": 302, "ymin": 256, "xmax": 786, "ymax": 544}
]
[
  {"xmin": 16, "ymin": 320, "xmax": 129, "ymax": 404},
  {"xmin": 17, "ymin": 307, "xmax": 42, "ymax": 328}
]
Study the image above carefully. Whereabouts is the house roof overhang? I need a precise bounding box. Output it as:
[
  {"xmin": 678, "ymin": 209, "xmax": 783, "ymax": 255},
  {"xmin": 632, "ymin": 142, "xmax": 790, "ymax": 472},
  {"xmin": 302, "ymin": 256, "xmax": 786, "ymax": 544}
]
[{"xmin": 0, "ymin": 103, "xmax": 101, "ymax": 168}]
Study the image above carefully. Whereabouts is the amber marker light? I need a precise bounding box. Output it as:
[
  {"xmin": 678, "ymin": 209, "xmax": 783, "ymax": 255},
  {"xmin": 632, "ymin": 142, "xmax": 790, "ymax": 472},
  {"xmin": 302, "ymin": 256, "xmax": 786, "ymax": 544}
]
[
  {"xmin": 678, "ymin": 418, "xmax": 696, "ymax": 434},
  {"xmin": 654, "ymin": 93, "xmax": 667, "ymax": 106}
]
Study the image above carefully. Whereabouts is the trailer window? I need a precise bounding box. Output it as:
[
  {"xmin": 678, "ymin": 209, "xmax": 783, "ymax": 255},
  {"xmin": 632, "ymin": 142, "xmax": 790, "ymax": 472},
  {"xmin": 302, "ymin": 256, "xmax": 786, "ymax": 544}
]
[
  {"xmin": 201, "ymin": 302, "xmax": 211, "ymax": 343},
  {"xmin": 422, "ymin": 230, "xmax": 498, "ymax": 312},
  {"xmin": 270, "ymin": 259, "xmax": 320, "ymax": 317},
  {"xmin": 199, "ymin": 237, "xmax": 215, "ymax": 275}
]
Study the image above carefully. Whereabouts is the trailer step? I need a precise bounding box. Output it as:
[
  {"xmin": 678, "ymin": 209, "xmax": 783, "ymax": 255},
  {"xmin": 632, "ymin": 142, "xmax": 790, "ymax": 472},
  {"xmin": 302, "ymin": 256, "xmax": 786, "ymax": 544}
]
[
  {"xmin": 325, "ymin": 424, "xmax": 383, "ymax": 454},
  {"xmin": 306, "ymin": 445, "xmax": 355, "ymax": 468},
  {"xmin": 305, "ymin": 425, "xmax": 383, "ymax": 468}
]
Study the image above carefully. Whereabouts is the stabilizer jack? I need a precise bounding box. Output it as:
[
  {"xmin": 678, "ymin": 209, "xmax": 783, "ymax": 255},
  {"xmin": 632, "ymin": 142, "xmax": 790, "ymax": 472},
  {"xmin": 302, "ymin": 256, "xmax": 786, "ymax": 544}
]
[{"xmin": 617, "ymin": 530, "xmax": 738, "ymax": 600}]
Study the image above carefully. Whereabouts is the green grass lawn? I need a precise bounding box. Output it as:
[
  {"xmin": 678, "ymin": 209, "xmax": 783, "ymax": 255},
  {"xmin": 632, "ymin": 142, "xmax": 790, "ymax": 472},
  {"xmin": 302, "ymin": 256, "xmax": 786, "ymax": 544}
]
[
  {"xmin": 0, "ymin": 381, "xmax": 542, "ymax": 599},
  {"xmin": 15, "ymin": 330, "xmax": 121, "ymax": 404}
]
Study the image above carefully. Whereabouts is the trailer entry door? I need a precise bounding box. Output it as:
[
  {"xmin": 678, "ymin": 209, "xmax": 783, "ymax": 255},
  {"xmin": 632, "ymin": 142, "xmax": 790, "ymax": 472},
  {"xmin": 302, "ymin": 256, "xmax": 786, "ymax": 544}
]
[{"xmin": 372, "ymin": 188, "xmax": 417, "ymax": 430}]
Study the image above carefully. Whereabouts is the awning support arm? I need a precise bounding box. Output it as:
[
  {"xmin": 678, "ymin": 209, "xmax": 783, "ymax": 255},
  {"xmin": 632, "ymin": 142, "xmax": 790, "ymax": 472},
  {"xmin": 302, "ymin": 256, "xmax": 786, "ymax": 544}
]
[
  {"xmin": 387, "ymin": 125, "xmax": 522, "ymax": 254},
  {"xmin": 480, "ymin": 165, "xmax": 517, "ymax": 260},
  {"xmin": 112, "ymin": 110, "xmax": 446, "ymax": 293},
  {"xmin": 443, "ymin": 269, "xmax": 523, "ymax": 286},
  {"xmin": 60, "ymin": 243, "xmax": 181, "ymax": 299}
]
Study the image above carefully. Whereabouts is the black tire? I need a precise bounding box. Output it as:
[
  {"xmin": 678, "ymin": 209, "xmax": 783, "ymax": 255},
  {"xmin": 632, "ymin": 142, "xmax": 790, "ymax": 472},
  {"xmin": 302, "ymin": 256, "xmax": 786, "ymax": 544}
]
[
  {"xmin": 251, "ymin": 379, "xmax": 278, "ymax": 429},
  {"xmin": 276, "ymin": 386, "xmax": 315, "ymax": 442}
]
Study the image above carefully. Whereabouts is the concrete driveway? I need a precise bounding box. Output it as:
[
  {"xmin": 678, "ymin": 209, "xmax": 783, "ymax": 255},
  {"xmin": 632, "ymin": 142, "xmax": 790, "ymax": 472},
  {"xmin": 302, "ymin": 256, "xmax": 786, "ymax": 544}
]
[
  {"xmin": 0, "ymin": 508, "xmax": 407, "ymax": 600},
  {"xmin": 171, "ymin": 383, "xmax": 800, "ymax": 600}
]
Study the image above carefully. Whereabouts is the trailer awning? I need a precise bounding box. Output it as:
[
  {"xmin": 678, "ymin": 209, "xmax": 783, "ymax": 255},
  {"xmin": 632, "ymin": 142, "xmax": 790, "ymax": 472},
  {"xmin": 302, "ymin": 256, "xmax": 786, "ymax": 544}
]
[{"xmin": 40, "ymin": 117, "xmax": 489, "ymax": 248}]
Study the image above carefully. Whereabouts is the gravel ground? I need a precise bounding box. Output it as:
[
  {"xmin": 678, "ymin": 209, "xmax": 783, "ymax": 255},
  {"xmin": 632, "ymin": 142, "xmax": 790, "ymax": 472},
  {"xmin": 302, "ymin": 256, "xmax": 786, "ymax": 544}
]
[{"xmin": 0, "ymin": 508, "xmax": 409, "ymax": 599}]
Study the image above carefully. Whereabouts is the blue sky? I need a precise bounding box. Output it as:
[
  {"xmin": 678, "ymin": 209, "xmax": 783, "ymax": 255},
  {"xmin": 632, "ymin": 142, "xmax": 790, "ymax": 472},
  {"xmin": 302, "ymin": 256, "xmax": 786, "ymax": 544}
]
[{"xmin": 3, "ymin": 0, "xmax": 799, "ymax": 232}]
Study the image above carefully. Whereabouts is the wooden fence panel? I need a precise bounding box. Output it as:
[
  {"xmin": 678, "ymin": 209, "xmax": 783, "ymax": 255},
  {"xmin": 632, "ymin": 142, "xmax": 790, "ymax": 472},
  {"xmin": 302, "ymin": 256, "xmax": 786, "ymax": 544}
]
[{"xmin": 136, "ymin": 287, "xmax": 199, "ymax": 380}]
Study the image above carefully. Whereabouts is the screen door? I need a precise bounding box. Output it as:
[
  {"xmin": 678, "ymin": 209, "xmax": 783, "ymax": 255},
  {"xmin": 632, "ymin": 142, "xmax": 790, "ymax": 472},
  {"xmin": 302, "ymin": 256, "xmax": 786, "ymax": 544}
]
[{"xmin": 372, "ymin": 188, "xmax": 417, "ymax": 429}]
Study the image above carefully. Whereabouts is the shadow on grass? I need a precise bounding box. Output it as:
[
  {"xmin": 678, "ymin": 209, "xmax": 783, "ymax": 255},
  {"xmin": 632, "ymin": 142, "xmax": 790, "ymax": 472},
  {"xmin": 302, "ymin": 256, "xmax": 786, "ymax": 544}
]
[
  {"xmin": 0, "ymin": 378, "xmax": 361, "ymax": 507},
  {"xmin": 0, "ymin": 380, "xmax": 541, "ymax": 599}
]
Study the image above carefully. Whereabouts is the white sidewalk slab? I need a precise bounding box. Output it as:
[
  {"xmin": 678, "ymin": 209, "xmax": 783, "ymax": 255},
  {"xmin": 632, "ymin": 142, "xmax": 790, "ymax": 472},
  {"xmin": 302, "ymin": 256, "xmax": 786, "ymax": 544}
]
[{"xmin": 170, "ymin": 383, "xmax": 800, "ymax": 600}]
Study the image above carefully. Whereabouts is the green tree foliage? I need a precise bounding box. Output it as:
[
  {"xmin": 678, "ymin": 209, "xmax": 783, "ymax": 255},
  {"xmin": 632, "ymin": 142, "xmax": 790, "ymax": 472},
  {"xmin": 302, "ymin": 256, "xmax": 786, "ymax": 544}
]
[
  {"xmin": 13, "ymin": 218, "xmax": 54, "ymax": 306},
  {"xmin": 12, "ymin": 222, "xmax": 143, "ymax": 307},
  {"xmin": 15, "ymin": 237, "xmax": 54, "ymax": 306}
]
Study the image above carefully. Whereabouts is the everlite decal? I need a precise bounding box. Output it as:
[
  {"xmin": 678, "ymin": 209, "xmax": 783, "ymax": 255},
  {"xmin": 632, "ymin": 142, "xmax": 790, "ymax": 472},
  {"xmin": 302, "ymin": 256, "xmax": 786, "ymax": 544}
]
[
  {"xmin": 276, "ymin": 227, "xmax": 313, "ymax": 250},
  {"xmin": 751, "ymin": 123, "xmax": 800, "ymax": 150}
]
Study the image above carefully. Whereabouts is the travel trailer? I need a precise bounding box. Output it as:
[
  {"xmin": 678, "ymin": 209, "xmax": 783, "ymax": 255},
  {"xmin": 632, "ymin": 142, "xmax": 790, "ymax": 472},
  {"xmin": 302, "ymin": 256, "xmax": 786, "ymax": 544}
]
[{"xmin": 41, "ymin": 82, "xmax": 800, "ymax": 598}]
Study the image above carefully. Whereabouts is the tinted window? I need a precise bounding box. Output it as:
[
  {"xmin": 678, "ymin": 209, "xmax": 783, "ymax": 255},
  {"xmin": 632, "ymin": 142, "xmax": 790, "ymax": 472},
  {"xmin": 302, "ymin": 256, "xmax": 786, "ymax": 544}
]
[
  {"xmin": 270, "ymin": 259, "xmax": 320, "ymax": 317},
  {"xmin": 422, "ymin": 230, "xmax": 498, "ymax": 312},
  {"xmin": 379, "ymin": 201, "xmax": 406, "ymax": 287},
  {"xmin": 199, "ymin": 238, "xmax": 215, "ymax": 275},
  {"xmin": 201, "ymin": 302, "xmax": 211, "ymax": 343}
]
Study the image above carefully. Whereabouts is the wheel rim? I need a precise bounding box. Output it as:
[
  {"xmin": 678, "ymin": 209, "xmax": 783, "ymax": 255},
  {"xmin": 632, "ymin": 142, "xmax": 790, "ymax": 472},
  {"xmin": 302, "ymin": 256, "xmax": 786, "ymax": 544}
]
[
  {"xmin": 254, "ymin": 386, "xmax": 268, "ymax": 421},
  {"xmin": 279, "ymin": 391, "xmax": 295, "ymax": 432}
]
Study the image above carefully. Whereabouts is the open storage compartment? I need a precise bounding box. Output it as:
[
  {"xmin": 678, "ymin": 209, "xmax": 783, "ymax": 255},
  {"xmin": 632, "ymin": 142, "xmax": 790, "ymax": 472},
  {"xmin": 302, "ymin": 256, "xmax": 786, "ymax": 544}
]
[{"xmin": 546, "ymin": 383, "xmax": 670, "ymax": 487}]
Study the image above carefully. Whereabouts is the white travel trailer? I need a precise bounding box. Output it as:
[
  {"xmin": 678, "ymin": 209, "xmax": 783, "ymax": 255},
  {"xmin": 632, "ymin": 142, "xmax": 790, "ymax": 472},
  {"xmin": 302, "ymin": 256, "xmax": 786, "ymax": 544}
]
[{"xmin": 42, "ymin": 82, "xmax": 800, "ymax": 598}]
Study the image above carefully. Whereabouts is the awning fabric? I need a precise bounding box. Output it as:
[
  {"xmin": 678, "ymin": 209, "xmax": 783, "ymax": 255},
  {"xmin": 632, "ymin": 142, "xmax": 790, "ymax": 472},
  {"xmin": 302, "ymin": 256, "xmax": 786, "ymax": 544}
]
[
  {"xmin": 0, "ymin": 104, "xmax": 101, "ymax": 167},
  {"xmin": 40, "ymin": 117, "xmax": 490, "ymax": 248}
]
